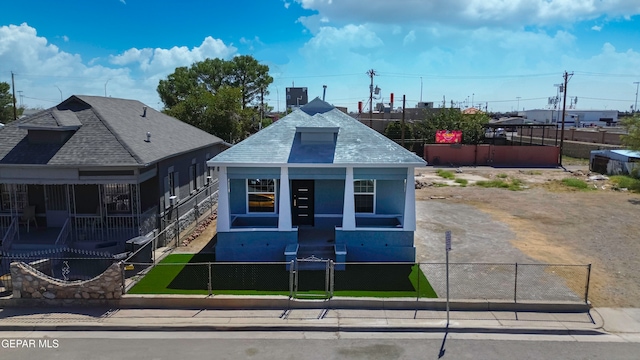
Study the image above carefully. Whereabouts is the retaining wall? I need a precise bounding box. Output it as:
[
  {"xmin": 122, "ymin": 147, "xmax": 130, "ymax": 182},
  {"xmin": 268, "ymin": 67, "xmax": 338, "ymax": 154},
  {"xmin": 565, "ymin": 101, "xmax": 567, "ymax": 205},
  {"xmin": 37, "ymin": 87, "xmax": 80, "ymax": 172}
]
[{"xmin": 10, "ymin": 262, "xmax": 123, "ymax": 300}]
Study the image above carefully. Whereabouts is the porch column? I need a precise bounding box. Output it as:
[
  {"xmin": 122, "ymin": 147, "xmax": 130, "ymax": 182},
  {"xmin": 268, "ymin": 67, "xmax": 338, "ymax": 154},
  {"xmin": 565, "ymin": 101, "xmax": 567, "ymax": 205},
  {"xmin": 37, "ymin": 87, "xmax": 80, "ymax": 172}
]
[
  {"xmin": 278, "ymin": 167, "xmax": 292, "ymax": 230},
  {"xmin": 342, "ymin": 166, "xmax": 356, "ymax": 230},
  {"xmin": 403, "ymin": 167, "xmax": 416, "ymax": 231},
  {"xmin": 217, "ymin": 166, "xmax": 230, "ymax": 232}
]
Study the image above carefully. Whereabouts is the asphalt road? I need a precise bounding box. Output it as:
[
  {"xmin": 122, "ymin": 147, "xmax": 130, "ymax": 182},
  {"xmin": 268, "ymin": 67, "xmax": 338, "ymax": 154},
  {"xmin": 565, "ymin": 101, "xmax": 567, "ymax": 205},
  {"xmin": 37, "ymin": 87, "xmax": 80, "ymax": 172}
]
[{"xmin": 1, "ymin": 331, "xmax": 639, "ymax": 360}]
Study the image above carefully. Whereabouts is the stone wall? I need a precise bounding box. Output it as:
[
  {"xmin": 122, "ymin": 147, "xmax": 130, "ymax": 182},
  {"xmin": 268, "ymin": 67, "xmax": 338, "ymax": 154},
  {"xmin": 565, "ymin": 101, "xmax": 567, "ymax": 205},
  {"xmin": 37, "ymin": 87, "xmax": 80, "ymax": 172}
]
[{"xmin": 10, "ymin": 262, "xmax": 123, "ymax": 300}]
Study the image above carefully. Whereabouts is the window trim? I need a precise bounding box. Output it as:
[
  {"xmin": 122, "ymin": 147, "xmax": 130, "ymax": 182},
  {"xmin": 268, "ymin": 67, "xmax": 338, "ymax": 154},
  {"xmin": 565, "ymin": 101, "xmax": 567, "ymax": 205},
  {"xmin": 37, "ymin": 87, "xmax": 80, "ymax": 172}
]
[
  {"xmin": 246, "ymin": 179, "xmax": 277, "ymax": 214},
  {"xmin": 354, "ymin": 179, "xmax": 375, "ymax": 214}
]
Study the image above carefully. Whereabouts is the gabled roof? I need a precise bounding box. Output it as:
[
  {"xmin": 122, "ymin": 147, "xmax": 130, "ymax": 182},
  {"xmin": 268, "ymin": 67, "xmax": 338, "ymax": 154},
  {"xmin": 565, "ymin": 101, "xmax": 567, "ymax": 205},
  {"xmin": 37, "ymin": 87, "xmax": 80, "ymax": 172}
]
[
  {"xmin": 0, "ymin": 95, "xmax": 224, "ymax": 167},
  {"xmin": 209, "ymin": 98, "xmax": 426, "ymax": 167}
]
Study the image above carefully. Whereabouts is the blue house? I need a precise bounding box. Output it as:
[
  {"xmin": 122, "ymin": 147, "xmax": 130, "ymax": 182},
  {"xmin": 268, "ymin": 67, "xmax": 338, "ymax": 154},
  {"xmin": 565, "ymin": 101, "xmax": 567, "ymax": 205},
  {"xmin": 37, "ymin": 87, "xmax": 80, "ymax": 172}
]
[{"xmin": 207, "ymin": 98, "xmax": 426, "ymax": 263}]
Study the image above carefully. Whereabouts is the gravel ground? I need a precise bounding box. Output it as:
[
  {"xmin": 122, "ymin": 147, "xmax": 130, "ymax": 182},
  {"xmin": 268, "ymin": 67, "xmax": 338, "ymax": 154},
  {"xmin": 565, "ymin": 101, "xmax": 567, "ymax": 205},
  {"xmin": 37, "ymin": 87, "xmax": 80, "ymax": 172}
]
[{"xmin": 414, "ymin": 166, "xmax": 640, "ymax": 307}]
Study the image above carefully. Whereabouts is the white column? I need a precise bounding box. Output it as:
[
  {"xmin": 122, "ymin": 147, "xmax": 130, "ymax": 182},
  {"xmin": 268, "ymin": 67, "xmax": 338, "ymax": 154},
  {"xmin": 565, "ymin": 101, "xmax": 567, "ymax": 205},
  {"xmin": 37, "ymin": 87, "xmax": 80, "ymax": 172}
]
[
  {"xmin": 278, "ymin": 167, "xmax": 292, "ymax": 231},
  {"xmin": 342, "ymin": 167, "xmax": 356, "ymax": 230},
  {"xmin": 217, "ymin": 166, "xmax": 230, "ymax": 232},
  {"xmin": 403, "ymin": 167, "xmax": 416, "ymax": 231}
]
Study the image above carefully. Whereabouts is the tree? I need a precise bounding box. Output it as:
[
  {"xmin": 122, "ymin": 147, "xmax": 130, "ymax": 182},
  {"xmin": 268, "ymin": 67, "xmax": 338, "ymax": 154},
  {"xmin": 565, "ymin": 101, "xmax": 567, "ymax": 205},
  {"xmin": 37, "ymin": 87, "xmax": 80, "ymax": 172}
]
[
  {"xmin": 164, "ymin": 86, "xmax": 245, "ymax": 143},
  {"xmin": 157, "ymin": 56, "xmax": 273, "ymax": 139},
  {"xmin": 0, "ymin": 82, "xmax": 21, "ymax": 123},
  {"xmin": 228, "ymin": 55, "xmax": 273, "ymax": 109},
  {"xmin": 416, "ymin": 108, "xmax": 489, "ymax": 145},
  {"xmin": 384, "ymin": 121, "xmax": 414, "ymax": 141},
  {"xmin": 621, "ymin": 114, "xmax": 640, "ymax": 151}
]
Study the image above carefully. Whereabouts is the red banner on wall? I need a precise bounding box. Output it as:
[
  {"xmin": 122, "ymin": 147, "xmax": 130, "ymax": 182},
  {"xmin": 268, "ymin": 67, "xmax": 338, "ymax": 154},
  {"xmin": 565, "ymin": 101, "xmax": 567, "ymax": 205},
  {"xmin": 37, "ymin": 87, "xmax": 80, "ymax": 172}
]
[{"xmin": 435, "ymin": 130, "xmax": 462, "ymax": 143}]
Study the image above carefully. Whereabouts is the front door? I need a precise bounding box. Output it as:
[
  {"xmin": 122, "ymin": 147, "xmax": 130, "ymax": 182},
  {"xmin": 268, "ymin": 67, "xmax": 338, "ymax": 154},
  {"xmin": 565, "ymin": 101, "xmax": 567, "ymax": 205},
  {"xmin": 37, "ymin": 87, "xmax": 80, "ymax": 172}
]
[{"xmin": 292, "ymin": 180, "xmax": 314, "ymax": 226}]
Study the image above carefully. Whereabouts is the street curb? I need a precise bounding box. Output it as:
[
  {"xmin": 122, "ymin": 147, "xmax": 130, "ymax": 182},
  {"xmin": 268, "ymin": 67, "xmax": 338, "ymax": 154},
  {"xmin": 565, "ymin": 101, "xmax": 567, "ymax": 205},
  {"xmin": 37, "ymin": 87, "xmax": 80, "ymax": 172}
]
[
  {"xmin": 0, "ymin": 323, "xmax": 607, "ymax": 335},
  {"xmin": 0, "ymin": 296, "xmax": 592, "ymax": 313}
]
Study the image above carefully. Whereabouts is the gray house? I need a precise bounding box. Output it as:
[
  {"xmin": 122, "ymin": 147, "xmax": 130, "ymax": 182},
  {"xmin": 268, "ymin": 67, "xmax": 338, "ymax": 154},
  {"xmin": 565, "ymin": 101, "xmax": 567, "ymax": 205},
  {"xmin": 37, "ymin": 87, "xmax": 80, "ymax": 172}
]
[
  {"xmin": 0, "ymin": 95, "xmax": 226, "ymax": 253},
  {"xmin": 208, "ymin": 98, "xmax": 426, "ymax": 264}
]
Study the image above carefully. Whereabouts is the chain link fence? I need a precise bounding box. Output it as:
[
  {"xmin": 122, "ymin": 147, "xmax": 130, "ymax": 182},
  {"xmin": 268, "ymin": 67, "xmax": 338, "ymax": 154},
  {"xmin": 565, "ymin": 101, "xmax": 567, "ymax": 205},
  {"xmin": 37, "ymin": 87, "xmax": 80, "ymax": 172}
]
[{"xmin": 123, "ymin": 260, "xmax": 591, "ymax": 304}]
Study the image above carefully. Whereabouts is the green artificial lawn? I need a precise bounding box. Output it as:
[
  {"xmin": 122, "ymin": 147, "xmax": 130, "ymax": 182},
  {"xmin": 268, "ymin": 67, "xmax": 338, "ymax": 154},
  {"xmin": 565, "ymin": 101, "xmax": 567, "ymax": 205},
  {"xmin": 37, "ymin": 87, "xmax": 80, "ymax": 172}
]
[{"xmin": 128, "ymin": 254, "xmax": 437, "ymax": 299}]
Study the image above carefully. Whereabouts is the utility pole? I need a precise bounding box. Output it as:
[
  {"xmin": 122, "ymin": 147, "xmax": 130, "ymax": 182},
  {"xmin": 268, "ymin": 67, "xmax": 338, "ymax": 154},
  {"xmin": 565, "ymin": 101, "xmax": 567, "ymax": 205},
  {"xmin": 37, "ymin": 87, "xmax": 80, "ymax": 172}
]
[
  {"xmin": 11, "ymin": 71, "xmax": 17, "ymax": 120},
  {"xmin": 367, "ymin": 69, "xmax": 376, "ymax": 128},
  {"xmin": 634, "ymin": 81, "xmax": 639, "ymax": 113},
  {"xmin": 401, "ymin": 95, "xmax": 406, "ymax": 147},
  {"xmin": 559, "ymin": 71, "xmax": 573, "ymax": 168}
]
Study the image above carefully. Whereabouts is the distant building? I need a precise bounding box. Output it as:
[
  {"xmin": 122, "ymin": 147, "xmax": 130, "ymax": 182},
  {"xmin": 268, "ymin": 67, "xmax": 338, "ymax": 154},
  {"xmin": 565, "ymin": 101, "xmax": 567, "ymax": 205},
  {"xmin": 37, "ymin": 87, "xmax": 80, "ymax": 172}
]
[
  {"xmin": 416, "ymin": 102, "xmax": 434, "ymax": 109},
  {"xmin": 286, "ymin": 87, "xmax": 308, "ymax": 109},
  {"xmin": 521, "ymin": 109, "xmax": 619, "ymax": 127}
]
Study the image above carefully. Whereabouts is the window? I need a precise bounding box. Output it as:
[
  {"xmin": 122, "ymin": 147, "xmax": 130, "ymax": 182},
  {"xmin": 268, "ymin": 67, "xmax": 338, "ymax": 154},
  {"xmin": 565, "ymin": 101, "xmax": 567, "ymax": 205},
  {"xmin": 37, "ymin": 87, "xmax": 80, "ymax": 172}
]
[
  {"xmin": 164, "ymin": 168, "xmax": 179, "ymax": 209},
  {"xmin": 105, "ymin": 184, "xmax": 131, "ymax": 213},
  {"xmin": 247, "ymin": 179, "xmax": 275, "ymax": 213},
  {"xmin": 0, "ymin": 184, "xmax": 28, "ymax": 211},
  {"xmin": 168, "ymin": 171, "xmax": 176, "ymax": 197},
  {"xmin": 354, "ymin": 179, "xmax": 375, "ymax": 213}
]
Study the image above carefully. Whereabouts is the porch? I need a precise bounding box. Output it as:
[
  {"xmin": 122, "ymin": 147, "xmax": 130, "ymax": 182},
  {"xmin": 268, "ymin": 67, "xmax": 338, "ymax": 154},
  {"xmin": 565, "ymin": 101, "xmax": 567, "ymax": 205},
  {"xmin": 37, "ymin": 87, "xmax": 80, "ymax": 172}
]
[{"xmin": 0, "ymin": 183, "xmax": 157, "ymax": 253}]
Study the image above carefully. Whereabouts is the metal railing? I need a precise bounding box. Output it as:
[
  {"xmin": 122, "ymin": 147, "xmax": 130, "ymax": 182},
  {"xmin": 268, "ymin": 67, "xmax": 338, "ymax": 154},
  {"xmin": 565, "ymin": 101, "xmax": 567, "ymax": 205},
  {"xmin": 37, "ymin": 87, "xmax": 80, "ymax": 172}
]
[{"xmin": 122, "ymin": 260, "xmax": 591, "ymax": 304}]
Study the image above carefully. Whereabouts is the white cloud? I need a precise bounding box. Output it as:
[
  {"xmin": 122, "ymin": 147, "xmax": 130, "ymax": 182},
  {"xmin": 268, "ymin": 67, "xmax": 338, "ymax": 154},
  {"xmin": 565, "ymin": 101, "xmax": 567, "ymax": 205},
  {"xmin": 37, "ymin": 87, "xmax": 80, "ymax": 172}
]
[
  {"xmin": 592, "ymin": 25, "xmax": 603, "ymax": 31},
  {"xmin": 403, "ymin": 30, "xmax": 416, "ymax": 45},
  {"xmin": 283, "ymin": 1, "xmax": 290, "ymax": 9},
  {"xmin": 0, "ymin": 23, "xmax": 237, "ymax": 109},
  {"xmin": 302, "ymin": 24, "xmax": 383, "ymax": 54},
  {"xmin": 62, "ymin": 35, "xmax": 69, "ymax": 42},
  {"xmin": 295, "ymin": 0, "xmax": 640, "ymax": 28},
  {"xmin": 109, "ymin": 36, "xmax": 237, "ymax": 75}
]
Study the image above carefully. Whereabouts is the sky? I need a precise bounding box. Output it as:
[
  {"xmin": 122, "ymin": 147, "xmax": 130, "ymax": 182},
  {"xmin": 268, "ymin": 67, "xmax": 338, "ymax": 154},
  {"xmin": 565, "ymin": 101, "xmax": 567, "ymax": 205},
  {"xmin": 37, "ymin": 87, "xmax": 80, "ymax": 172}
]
[{"xmin": 1, "ymin": 0, "xmax": 640, "ymax": 113}]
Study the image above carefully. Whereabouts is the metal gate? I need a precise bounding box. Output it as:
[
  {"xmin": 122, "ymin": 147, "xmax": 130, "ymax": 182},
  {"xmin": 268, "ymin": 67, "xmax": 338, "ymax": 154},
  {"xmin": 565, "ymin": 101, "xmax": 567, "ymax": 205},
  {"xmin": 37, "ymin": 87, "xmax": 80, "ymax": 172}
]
[{"xmin": 293, "ymin": 256, "xmax": 334, "ymax": 299}]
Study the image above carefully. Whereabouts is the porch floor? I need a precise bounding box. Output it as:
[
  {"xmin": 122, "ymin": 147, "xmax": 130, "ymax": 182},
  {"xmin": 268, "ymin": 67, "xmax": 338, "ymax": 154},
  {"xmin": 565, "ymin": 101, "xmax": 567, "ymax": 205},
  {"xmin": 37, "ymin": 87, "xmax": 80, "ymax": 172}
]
[{"xmin": 14, "ymin": 226, "xmax": 61, "ymax": 244}]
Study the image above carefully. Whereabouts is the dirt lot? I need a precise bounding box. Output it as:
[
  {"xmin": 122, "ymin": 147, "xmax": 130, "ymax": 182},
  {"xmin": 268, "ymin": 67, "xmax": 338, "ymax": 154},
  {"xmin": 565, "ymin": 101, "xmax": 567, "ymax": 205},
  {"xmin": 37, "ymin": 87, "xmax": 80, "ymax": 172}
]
[{"xmin": 415, "ymin": 166, "xmax": 640, "ymax": 307}]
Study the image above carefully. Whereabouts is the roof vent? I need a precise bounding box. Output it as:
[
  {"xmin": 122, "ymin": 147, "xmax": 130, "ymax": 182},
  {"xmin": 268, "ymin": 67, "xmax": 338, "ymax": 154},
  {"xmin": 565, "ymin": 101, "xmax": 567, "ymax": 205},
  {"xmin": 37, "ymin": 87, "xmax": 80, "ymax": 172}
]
[
  {"xmin": 143, "ymin": 106, "xmax": 147, "ymax": 117},
  {"xmin": 145, "ymin": 132, "xmax": 151, "ymax": 142}
]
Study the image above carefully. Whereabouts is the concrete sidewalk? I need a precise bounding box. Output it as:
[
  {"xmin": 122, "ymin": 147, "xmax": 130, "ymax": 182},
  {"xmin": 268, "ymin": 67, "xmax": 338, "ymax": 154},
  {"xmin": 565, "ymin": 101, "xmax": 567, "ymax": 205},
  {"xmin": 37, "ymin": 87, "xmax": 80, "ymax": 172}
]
[
  {"xmin": 0, "ymin": 304, "xmax": 627, "ymax": 336},
  {"xmin": 1, "ymin": 294, "xmax": 639, "ymax": 339}
]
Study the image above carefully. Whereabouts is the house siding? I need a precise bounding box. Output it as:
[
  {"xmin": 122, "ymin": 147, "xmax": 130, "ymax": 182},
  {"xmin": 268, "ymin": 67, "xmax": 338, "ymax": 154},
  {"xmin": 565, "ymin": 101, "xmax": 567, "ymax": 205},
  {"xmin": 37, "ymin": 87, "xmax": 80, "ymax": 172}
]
[
  {"xmin": 314, "ymin": 180, "xmax": 344, "ymax": 215},
  {"xmin": 376, "ymin": 180, "xmax": 405, "ymax": 215},
  {"xmin": 157, "ymin": 146, "xmax": 218, "ymax": 214}
]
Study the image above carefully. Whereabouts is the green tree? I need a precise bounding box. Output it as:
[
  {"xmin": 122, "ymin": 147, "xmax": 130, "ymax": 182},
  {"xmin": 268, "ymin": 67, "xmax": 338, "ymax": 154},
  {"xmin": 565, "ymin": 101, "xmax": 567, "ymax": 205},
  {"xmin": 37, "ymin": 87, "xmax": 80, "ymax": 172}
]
[
  {"xmin": 417, "ymin": 108, "xmax": 489, "ymax": 144},
  {"xmin": 228, "ymin": 55, "xmax": 273, "ymax": 109},
  {"xmin": 164, "ymin": 86, "xmax": 244, "ymax": 143},
  {"xmin": 384, "ymin": 121, "xmax": 414, "ymax": 140},
  {"xmin": 157, "ymin": 56, "xmax": 273, "ymax": 138},
  {"xmin": 621, "ymin": 114, "xmax": 640, "ymax": 151},
  {"xmin": 0, "ymin": 82, "xmax": 21, "ymax": 123}
]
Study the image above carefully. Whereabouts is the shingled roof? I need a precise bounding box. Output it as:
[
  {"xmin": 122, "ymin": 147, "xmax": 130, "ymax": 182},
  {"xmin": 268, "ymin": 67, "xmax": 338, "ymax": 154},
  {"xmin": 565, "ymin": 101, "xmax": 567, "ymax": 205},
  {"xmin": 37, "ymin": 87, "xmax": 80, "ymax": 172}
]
[
  {"xmin": 0, "ymin": 95, "xmax": 224, "ymax": 167},
  {"xmin": 209, "ymin": 98, "xmax": 426, "ymax": 167}
]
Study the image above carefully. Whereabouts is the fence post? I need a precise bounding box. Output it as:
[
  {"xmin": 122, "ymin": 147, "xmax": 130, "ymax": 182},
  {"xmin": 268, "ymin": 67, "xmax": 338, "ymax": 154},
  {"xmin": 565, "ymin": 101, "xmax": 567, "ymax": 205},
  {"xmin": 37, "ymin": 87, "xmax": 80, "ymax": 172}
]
[
  {"xmin": 208, "ymin": 262, "xmax": 212, "ymax": 296},
  {"xmin": 416, "ymin": 263, "xmax": 420, "ymax": 302},
  {"xmin": 289, "ymin": 260, "xmax": 294, "ymax": 298},
  {"xmin": 514, "ymin": 263, "xmax": 518, "ymax": 303},
  {"xmin": 120, "ymin": 261, "xmax": 126, "ymax": 295},
  {"xmin": 584, "ymin": 264, "xmax": 592, "ymax": 303},
  {"xmin": 329, "ymin": 260, "xmax": 334, "ymax": 298}
]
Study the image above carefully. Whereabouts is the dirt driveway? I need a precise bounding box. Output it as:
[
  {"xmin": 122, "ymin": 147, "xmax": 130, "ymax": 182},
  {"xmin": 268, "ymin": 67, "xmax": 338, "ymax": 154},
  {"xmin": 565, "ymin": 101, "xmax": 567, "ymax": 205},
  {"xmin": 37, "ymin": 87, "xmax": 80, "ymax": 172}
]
[{"xmin": 414, "ymin": 167, "xmax": 640, "ymax": 307}]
